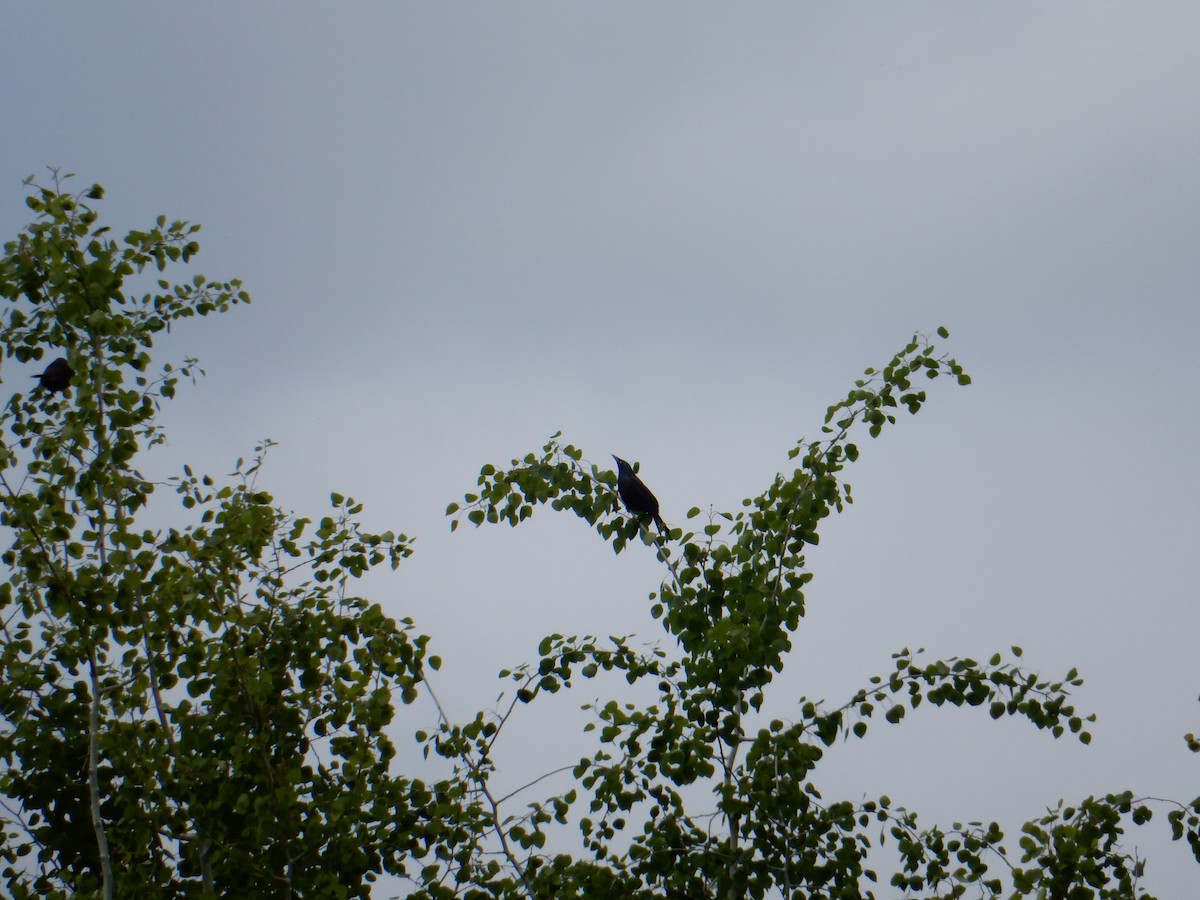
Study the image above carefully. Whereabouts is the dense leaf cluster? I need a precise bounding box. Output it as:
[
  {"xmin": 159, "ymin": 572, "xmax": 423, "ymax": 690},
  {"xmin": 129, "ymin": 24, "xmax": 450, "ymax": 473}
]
[{"xmin": 0, "ymin": 176, "xmax": 433, "ymax": 898}]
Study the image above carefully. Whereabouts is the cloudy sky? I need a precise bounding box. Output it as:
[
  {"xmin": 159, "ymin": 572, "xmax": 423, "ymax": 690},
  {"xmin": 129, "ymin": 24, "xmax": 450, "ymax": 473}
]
[{"xmin": 3, "ymin": 3, "xmax": 1198, "ymax": 893}]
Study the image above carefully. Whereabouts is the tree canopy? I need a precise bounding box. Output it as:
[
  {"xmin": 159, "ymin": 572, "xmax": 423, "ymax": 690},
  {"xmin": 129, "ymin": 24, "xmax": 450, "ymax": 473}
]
[{"xmin": 0, "ymin": 176, "xmax": 1196, "ymax": 899}]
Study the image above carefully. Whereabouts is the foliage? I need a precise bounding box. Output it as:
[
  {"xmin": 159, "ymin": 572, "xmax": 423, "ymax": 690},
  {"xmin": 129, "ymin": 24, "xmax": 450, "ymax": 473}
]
[
  {"xmin": 0, "ymin": 174, "xmax": 433, "ymax": 898},
  {"xmin": 0, "ymin": 175, "xmax": 1196, "ymax": 899},
  {"xmin": 444, "ymin": 341, "xmax": 1200, "ymax": 897}
]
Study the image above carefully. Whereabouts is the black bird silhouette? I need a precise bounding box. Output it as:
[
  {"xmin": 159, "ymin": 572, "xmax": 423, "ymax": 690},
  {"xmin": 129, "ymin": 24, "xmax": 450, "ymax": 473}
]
[
  {"xmin": 613, "ymin": 455, "xmax": 668, "ymax": 536},
  {"xmin": 33, "ymin": 357, "xmax": 74, "ymax": 394}
]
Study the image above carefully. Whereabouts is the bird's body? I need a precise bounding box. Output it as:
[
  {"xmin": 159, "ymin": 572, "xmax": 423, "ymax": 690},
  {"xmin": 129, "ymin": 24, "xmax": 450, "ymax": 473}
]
[
  {"xmin": 33, "ymin": 358, "xmax": 74, "ymax": 394},
  {"xmin": 613, "ymin": 455, "xmax": 668, "ymax": 536}
]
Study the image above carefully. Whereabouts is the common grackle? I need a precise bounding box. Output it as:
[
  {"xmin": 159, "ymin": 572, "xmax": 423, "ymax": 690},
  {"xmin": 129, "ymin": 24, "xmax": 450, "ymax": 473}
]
[
  {"xmin": 613, "ymin": 455, "xmax": 668, "ymax": 536},
  {"xmin": 33, "ymin": 357, "xmax": 74, "ymax": 394}
]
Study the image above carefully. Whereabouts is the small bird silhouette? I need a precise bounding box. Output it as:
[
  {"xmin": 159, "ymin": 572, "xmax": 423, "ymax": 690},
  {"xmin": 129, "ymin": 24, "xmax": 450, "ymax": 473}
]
[
  {"xmin": 613, "ymin": 455, "xmax": 668, "ymax": 536},
  {"xmin": 33, "ymin": 357, "xmax": 74, "ymax": 394}
]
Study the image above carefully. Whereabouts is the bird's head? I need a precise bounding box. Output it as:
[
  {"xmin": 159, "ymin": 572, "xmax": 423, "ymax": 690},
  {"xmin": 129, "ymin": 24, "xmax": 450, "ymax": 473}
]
[{"xmin": 612, "ymin": 455, "xmax": 633, "ymax": 478}]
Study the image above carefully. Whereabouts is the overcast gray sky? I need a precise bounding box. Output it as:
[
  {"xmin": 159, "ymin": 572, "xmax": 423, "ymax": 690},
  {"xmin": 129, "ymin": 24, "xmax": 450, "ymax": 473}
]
[{"xmin": 3, "ymin": 3, "xmax": 1199, "ymax": 894}]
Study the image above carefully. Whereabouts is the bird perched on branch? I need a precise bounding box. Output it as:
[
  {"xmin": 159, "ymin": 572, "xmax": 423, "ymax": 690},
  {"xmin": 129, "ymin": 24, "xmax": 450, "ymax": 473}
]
[
  {"xmin": 33, "ymin": 357, "xmax": 74, "ymax": 394},
  {"xmin": 613, "ymin": 455, "xmax": 668, "ymax": 536}
]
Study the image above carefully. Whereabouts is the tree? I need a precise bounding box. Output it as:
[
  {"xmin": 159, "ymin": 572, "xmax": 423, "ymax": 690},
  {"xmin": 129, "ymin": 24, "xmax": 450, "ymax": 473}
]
[
  {"xmin": 441, "ymin": 361, "xmax": 1200, "ymax": 899},
  {"xmin": 0, "ymin": 174, "xmax": 435, "ymax": 899},
  {"xmin": 0, "ymin": 176, "xmax": 1196, "ymax": 899}
]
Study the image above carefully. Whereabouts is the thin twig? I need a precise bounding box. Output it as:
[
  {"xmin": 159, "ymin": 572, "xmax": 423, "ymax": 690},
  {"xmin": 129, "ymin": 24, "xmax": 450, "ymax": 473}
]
[
  {"xmin": 494, "ymin": 765, "xmax": 578, "ymax": 807},
  {"xmin": 422, "ymin": 675, "xmax": 535, "ymax": 898}
]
